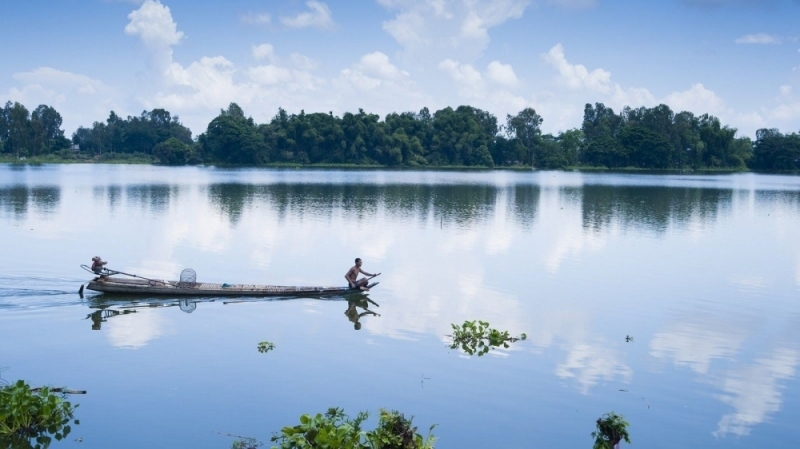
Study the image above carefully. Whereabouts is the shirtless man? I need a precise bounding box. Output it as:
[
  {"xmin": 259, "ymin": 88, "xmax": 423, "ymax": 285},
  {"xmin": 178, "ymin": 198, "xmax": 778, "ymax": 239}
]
[{"xmin": 345, "ymin": 258, "xmax": 380, "ymax": 291}]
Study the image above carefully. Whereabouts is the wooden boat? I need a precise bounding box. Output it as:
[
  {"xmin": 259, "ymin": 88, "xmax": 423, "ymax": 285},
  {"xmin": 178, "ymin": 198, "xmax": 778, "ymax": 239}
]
[
  {"xmin": 82, "ymin": 266, "xmax": 378, "ymax": 297},
  {"xmin": 86, "ymin": 276, "xmax": 378, "ymax": 297}
]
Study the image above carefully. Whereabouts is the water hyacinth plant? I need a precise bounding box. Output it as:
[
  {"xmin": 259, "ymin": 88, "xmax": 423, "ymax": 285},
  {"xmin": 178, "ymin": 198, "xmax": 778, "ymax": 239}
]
[
  {"xmin": 448, "ymin": 320, "xmax": 527, "ymax": 356},
  {"xmin": 592, "ymin": 412, "xmax": 631, "ymax": 449},
  {"xmin": 0, "ymin": 380, "xmax": 80, "ymax": 449},
  {"xmin": 267, "ymin": 407, "xmax": 436, "ymax": 449},
  {"xmin": 257, "ymin": 341, "xmax": 276, "ymax": 354}
]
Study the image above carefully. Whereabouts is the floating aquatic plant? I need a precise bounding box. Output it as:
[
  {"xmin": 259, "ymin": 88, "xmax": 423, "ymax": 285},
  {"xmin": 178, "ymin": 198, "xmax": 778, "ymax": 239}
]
[
  {"xmin": 448, "ymin": 320, "xmax": 526, "ymax": 356},
  {"xmin": 269, "ymin": 407, "xmax": 436, "ymax": 449},
  {"xmin": 592, "ymin": 412, "xmax": 630, "ymax": 449},
  {"xmin": 257, "ymin": 341, "xmax": 275, "ymax": 354},
  {"xmin": 0, "ymin": 380, "xmax": 80, "ymax": 448}
]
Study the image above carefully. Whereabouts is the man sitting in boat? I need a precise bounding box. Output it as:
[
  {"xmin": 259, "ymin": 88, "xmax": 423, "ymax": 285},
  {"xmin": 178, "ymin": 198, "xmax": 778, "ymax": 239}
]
[
  {"xmin": 345, "ymin": 258, "xmax": 380, "ymax": 291},
  {"xmin": 91, "ymin": 256, "xmax": 107, "ymax": 274}
]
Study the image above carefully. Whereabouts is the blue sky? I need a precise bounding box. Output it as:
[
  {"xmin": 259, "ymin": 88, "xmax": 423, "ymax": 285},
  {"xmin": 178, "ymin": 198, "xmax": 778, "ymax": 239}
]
[{"xmin": 2, "ymin": 0, "xmax": 799, "ymax": 137}]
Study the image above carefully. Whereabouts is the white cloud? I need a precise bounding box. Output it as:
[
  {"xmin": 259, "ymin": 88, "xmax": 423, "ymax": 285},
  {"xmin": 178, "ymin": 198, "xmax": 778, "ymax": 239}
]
[
  {"xmin": 542, "ymin": 43, "xmax": 655, "ymax": 109},
  {"xmin": 542, "ymin": 44, "xmax": 612, "ymax": 92},
  {"xmin": 486, "ymin": 61, "xmax": 520, "ymax": 88},
  {"xmin": 735, "ymin": 33, "xmax": 781, "ymax": 44},
  {"xmin": 650, "ymin": 320, "xmax": 746, "ymax": 375},
  {"xmin": 555, "ymin": 342, "xmax": 633, "ymax": 394},
  {"xmin": 358, "ymin": 52, "xmax": 410, "ymax": 81},
  {"xmin": 124, "ymin": 0, "xmax": 183, "ymax": 48},
  {"xmin": 248, "ymin": 65, "xmax": 294, "ymax": 85},
  {"xmin": 333, "ymin": 52, "xmax": 430, "ymax": 114},
  {"xmin": 438, "ymin": 59, "xmax": 484, "ymax": 98},
  {"xmin": 438, "ymin": 58, "xmax": 529, "ymax": 123},
  {"xmin": 252, "ymin": 43, "xmax": 276, "ymax": 62},
  {"xmin": 290, "ymin": 53, "xmax": 317, "ymax": 70},
  {"xmin": 535, "ymin": 44, "xmax": 800, "ymax": 137},
  {"xmin": 280, "ymin": 1, "xmax": 335, "ymax": 30},
  {"xmin": 780, "ymin": 85, "xmax": 792, "ymax": 96},
  {"xmin": 381, "ymin": 0, "xmax": 531, "ymax": 65},
  {"xmin": 664, "ymin": 83, "xmax": 727, "ymax": 116},
  {"xmin": 8, "ymin": 67, "xmax": 121, "ymax": 133},
  {"xmin": 537, "ymin": 44, "xmax": 656, "ymax": 127},
  {"xmin": 714, "ymin": 348, "xmax": 800, "ymax": 437},
  {"xmin": 106, "ymin": 308, "xmax": 168, "ymax": 349},
  {"xmin": 124, "ymin": 0, "xmax": 184, "ymax": 73},
  {"xmin": 240, "ymin": 12, "xmax": 272, "ymax": 25}
]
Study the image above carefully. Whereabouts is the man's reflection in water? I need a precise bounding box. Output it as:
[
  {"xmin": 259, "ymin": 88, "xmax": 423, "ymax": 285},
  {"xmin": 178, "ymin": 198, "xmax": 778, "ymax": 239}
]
[
  {"xmin": 344, "ymin": 296, "xmax": 380, "ymax": 330},
  {"xmin": 86, "ymin": 308, "xmax": 135, "ymax": 330}
]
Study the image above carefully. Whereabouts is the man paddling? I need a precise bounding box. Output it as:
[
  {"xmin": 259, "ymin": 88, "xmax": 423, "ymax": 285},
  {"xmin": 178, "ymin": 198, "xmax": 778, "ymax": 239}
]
[{"xmin": 345, "ymin": 258, "xmax": 380, "ymax": 291}]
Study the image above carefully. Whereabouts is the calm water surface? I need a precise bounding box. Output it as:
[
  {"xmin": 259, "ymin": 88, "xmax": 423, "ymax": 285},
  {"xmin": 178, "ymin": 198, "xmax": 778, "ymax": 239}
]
[{"xmin": 1, "ymin": 164, "xmax": 799, "ymax": 448}]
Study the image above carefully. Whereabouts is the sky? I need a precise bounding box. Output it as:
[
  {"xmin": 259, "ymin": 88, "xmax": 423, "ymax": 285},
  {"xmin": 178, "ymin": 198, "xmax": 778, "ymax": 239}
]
[{"xmin": 2, "ymin": 0, "xmax": 800, "ymax": 138}]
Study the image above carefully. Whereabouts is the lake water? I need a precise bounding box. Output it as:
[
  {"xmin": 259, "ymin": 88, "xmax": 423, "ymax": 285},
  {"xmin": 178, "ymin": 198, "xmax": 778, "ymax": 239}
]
[{"xmin": 1, "ymin": 164, "xmax": 799, "ymax": 449}]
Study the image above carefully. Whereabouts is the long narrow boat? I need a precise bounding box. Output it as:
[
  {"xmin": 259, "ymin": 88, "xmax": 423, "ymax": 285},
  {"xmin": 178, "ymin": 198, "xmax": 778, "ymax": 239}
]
[{"xmin": 83, "ymin": 266, "xmax": 378, "ymax": 297}]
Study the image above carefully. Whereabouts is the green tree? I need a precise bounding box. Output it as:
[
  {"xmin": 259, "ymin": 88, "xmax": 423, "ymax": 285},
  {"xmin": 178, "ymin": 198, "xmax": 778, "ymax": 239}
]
[
  {"xmin": 619, "ymin": 126, "xmax": 672, "ymax": 168},
  {"xmin": 536, "ymin": 134, "xmax": 569, "ymax": 169},
  {"xmin": 201, "ymin": 103, "xmax": 269, "ymax": 164},
  {"xmin": 505, "ymin": 107, "xmax": 543, "ymax": 167},
  {"xmin": 430, "ymin": 106, "xmax": 496, "ymax": 167},
  {"xmin": 6, "ymin": 102, "xmax": 31, "ymax": 159},
  {"xmin": 153, "ymin": 137, "xmax": 197, "ymax": 165},
  {"xmin": 558, "ymin": 129, "xmax": 584, "ymax": 166},
  {"xmin": 752, "ymin": 128, "xmax": 800, "ymax": 171}
]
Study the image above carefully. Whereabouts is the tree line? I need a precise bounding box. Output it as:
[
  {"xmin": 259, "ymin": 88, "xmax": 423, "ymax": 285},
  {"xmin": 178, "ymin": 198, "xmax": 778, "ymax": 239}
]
[{"xmin": 1, "ymin": 99, "xmax": 799, "ymax": 170}]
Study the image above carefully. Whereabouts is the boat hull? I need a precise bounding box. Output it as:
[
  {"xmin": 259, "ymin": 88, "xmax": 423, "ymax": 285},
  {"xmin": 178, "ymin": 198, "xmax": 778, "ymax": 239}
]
[{"xmin": 86, "ymin": 277, "xmax": 377, "ymax": 297}]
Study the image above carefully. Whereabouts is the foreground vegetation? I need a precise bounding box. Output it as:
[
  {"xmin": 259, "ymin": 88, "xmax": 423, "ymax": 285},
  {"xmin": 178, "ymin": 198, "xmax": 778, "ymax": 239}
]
[
  {"xmin": 224, "ymin": 407, "xmax": 630, "ymax": 449},
  {"xmin": 2, "ymin": 100, "xmax": 799, "ymax": 171},
  {"xmin": 225, "ymin": 407, "xmax": 436, "ymax": 449},
  {"xmin": 0, "ymin": 379, "xmax": 80, "ymax": 449}
]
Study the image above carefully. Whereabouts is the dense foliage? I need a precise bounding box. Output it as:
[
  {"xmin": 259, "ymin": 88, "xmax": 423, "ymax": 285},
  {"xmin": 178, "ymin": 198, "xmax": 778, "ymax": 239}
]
[
  {"xmin": 71, "ymin": 109, "xmax": 193, "ymax": 157},
  {"xmin": 265, "ymin": 407, "xmax": 435, "ymax": 449},
  {"xmin": 751, "ymin": 128, "xmax": 800, "ymax": 171},
  {"xmin": 0, "ymin": 102, "xmax": 71, "ymax": 158},
  {"xmin": 0, "ymin": 380, "xmax": 80, "ymax": 449},
  {"xmin": 591, "ymin": 412, "xmax": 631, "ymax": 449},
  {"xmin": 3, "ymin": 99, "xmax": 798, "ymax": 170},
  {"xmin": 581, "ymin": 103, "xmax": 753, "ymax": 169}
]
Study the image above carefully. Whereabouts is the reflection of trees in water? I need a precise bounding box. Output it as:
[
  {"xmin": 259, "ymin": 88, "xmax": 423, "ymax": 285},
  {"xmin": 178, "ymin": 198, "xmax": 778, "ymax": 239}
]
[
  {"xmin": 201, "ymin": 182, "xmax": 800, "ymax": 233},
  {"xmin": 581, "ymin": 186, "xmax": 735, "ymax": 234},
  {"xmin": 92, "ymin": 185, "xmax": 123, "ymax": 211},
  {"xmin": 506, "ymin": 185, "xmax": 542, "ymax": 228},
  {"xmin": 125, "ymin": 184, "xmax": 177, "ymax": 213},
  {"xmin": 0, "ymin": 186, "xmax": 60, "ymax": 219},
  {"xmin": 206, "ymin": 183, "xmax": 513, "ymax": 227},
  {"xmin": 207, "ymin": 183, "xmax": 255, "ymax": 225},
  {"xmin": 754, "ymin": 190, "xmax": 800, "ymax": 211}
]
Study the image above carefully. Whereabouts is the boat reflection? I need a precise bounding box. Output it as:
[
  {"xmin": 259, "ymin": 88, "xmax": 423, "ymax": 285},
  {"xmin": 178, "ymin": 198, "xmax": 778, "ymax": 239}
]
[{"xmin": 83, "ymin": 292, "xmax": 380, "ymax": 331}]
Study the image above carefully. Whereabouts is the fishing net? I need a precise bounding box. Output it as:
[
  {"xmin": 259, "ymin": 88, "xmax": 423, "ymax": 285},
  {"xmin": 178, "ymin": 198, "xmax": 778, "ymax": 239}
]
[
  {"xmin": 179, "ymin": 299, "xmax": 197, "ymax": 313},
  {"xmin": 178, "ymin": 268, "xmax": 197, "ymax": 288}
]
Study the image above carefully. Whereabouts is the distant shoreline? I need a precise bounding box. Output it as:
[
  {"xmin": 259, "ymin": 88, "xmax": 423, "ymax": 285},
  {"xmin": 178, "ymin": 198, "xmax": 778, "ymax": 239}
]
[{"xmin": 0, "ymin": 156, "xmax": 772, "ymax": 174}]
